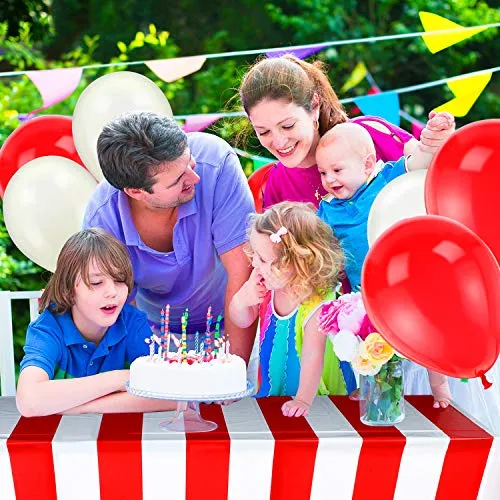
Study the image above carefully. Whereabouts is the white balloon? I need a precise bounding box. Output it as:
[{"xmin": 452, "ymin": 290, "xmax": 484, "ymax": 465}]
[
  {"xmin": 3, "ymin": 156, "xmax": 98, "ymax": 272},
  {"xmin": 72, "ymin": 71, "xmax": 173, "ymax": 181},
  {"xmin": 367, "ymin": 169, "xmax": 428, "ymax": 247}
]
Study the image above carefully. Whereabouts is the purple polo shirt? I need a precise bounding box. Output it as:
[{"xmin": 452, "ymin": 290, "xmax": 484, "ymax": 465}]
[{"xmin": 83, "ymin": 132, "xmax": 255, "ymax": 335}]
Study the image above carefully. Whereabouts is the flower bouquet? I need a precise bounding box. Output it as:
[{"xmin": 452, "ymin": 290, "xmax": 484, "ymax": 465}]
[{"xmin": 318, "ymin": 292, "xmax": 405, "ymax": 426}]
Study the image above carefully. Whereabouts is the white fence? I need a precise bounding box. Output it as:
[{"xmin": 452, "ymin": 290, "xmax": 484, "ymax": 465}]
[{"xmin": 0, "ymin": 290, "xmax": 41, "ymax": 396}]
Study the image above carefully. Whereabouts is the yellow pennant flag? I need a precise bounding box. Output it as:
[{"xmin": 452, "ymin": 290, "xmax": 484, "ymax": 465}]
[
  {"xmin": 340, "ymin": 61, "xmax": 368, "ymax": 93},
  {"xmin": 434, "ymin": 72, "xmax": 492, "ymax": 117},
  {"xmin": 419, "ymin": 12, "xmax": 487, "ymax": 54}
]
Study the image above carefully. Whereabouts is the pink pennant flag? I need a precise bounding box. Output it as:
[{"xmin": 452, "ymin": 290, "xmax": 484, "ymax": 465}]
[
  {"xmin": 26, "ymin": 67, "xmax": 83, "ymax": 115},
  {"xmin": 182, "ymin": 114, "xmax": 222, "ymax": 133},
  {"xmin": 411, "ymin": 121, "xmax": 425, "ymax": 139},
  {"xmin": 145, "ymin": 56, "xmax": 206, "ymax": 83}
]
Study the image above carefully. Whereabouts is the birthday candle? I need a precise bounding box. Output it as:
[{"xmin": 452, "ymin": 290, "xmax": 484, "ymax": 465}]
[
  {"xmin": 165, "ymin": 304, "xmax": 171, "ymax": 358},
  {"xmin": 213, "ymin": 313, "xmax": 222, "ymax": 358},
  {"xmin": 195, "ymin": 331, "xmax": 200, "ymax": 353},
  {"xmin": 181, "ymin": 312, "xmax": 188, "ymax": 363},
  {"xmin": 204, "ymin": 305, "xmax": 213, "ymax": 362}
]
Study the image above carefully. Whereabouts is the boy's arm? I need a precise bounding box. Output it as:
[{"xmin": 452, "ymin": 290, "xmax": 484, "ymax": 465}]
[
  {"xmin": 62, "ymin": 392, "xmax": 178, "ymax": 414},
  {"xmin": 407, "ymin": 112, "xmax": 455, "ymax": 171},
  {"xmin": 16, "ymin": 366, "xmax": 129, "ymax": 417},
  {"xmin": 282, "ymin": 310, "xmax": 326, "ymax": 416}
]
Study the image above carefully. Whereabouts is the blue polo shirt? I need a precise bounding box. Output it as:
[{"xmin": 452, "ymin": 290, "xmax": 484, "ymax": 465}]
[
  {"xmin": 318, "ymin": 157, "xmax": 406, "ymax": 289},
  {"xmin": 20, "ymin": 304, "xmax": 151, "ymax": 379},
  {"xmin": 83, "ymin": 132, "xmax": 254, "ymax": 335}
]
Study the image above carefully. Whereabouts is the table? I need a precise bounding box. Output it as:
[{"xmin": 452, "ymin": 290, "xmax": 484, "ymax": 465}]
[{"xmin": 0, "ymin": 395, "xmax": 498, "ymax": 500}]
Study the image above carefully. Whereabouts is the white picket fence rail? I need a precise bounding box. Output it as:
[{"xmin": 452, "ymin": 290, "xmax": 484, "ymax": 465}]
[{"xmin": 0, "ymin": 290, "xmax": 42, "ymax": 396}]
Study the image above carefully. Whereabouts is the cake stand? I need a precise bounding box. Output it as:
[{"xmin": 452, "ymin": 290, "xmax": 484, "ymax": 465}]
[{"xmin": 126, "ymin": 381, "xmax": 254, "ymax": 433}]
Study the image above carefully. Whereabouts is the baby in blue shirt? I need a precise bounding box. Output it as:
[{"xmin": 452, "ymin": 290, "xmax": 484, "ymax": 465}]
[
  {"xmin": 16, "ymin": 228, "xmax": 177, "ymax": 416},
  {"xmin": 316, "ymin": 112, "xmax": 455, "ymax": 290},
  {"xmin": 316, "ymin": 112, "xmax": 455, "ymax": 408}
]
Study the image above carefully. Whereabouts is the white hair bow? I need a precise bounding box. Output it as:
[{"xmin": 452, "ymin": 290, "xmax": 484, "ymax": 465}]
[{"xmin": 270, "ymin": 226, "xmax": 288, "ymax": 243}]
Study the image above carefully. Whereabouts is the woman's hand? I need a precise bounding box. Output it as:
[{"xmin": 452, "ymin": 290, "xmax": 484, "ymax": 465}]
[{"xmin": 419, "ymin": 111, "xmax": 456, "ymax": 154}]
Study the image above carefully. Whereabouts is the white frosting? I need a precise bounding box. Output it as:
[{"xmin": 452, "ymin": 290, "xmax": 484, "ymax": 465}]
[{"xmin": 129, "ymin": 353, "xmax": 247, "ymax": 397}]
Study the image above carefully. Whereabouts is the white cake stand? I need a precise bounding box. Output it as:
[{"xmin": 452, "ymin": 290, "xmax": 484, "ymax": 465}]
[{"xmin": 126, "ymin": 381, "xmax": 254, "ymax": 433}]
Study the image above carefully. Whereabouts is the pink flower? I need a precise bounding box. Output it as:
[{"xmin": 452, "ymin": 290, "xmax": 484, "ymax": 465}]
[
  {"xmin": 319, "ymin": 292, "xmax": 376, "ymax": 340},
  {"xmin": 357, "ymin": 313, "xmax": 377, "ymax": 341}
]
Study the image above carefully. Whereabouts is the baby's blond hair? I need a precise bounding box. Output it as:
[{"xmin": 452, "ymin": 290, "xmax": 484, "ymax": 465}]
[
  {"xmin": 249, "ymin": 202, "xmax": 344, "ymax": 300},
  {"xmin": 317, "ymin": 122, "xmax": 376, "ymax": 163}
]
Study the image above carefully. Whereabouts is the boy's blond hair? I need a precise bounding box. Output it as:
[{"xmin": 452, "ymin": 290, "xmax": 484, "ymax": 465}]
[
  {"xmin": 249, "ymin": 201, "xmax": 344, "ymax": 300},
  {"xmin": 38, "ymin": 228, "xmax": 134, "ymax": 314}
]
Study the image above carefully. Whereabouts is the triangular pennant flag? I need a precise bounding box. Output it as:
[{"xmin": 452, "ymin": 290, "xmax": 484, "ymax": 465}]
[
  {"xmin": 340, "ymin": 62, "xmax": 368, "ymax": 93},
  {"xmin": 253, "ymin": 158, "xmax": 270, "ymax": 171},
  {"xmin": 350, "ymin": 85, "xmax": 380, "ymax": 115},
  {"xmin": 353, "ymin": 92, "xmax": 400, "ymax": 126},
  {"xmin": 183, "ymin": 113, "xmax": 222, "ymax": 133},
  {"xmin": 419, "ymin": 12, "xmax": 488, "ymax": 54},
  {"xmin": 266, "ymin": 44, "xmax": 329, "ymax": 60},
  {"xmin": 433, "ymin": 72, "xmax": 492, "ymax": 116},
  {"xmin": 145, "ymin": 56, "xmax": 206, "ymax": 83},
  {"xmin": 26, "ymin": 67, "xmax": 82, "ymax": 115},
  {"xmin": 411, "ymin": 121, "xmax": 425, "ymax": 139}
]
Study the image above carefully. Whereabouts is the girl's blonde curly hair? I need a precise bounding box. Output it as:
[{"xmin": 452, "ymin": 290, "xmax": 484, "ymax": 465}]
[{"xmin": 248, "ymin": 201, "xmax": 344, "ymax": 301}]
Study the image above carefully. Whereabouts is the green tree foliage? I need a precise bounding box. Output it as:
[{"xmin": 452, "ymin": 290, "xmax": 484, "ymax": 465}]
[{"xmin": 266, "ymin": 0, "xmax": 500, "ymax": 126}]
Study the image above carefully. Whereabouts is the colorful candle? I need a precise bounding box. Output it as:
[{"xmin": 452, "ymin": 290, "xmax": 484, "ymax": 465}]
[
  {"xmin": 195, "ymin": 331, "xmax": 200, "ymax": 354},
  {"xmin": 213, "ymin": 313, "xmax": 222, "ymax": 358},
  {"xmin": 164, "ymin": 304, "xmax": 171, "ymax": 359},
  {"xmin": 204, "ymin": 306, "xmax": 213, "ymax": 362},
  {"xmin": 181, "ymin": 312, "xmax": 188, "ymax": 363}
]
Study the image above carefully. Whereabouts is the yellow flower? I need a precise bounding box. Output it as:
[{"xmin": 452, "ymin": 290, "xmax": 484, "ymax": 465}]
[
  {"xmin": 360, "ymin": 333, "xmax": 394, "ymax": 365},
  {"xmin": 352, "ymin": 355, "xmax": 381, "ymax": 376}
]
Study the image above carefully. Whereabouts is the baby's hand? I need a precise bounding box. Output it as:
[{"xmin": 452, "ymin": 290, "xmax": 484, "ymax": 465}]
[
  {"xmin": 237, "ymin": 268, "xmax": 267, "ymax": 307},
  {"xmin": 419, "ymin": 111, "xmax": 455, "ymax": 154},
  {"xmin": 281, "ymin": 398, "xmax": 310, "ymax": 417}
]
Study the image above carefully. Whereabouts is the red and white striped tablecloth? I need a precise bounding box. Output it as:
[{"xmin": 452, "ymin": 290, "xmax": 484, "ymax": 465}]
[{"xmin": 0, "ymin": 395, "xmax": 498, "ymax": 500}]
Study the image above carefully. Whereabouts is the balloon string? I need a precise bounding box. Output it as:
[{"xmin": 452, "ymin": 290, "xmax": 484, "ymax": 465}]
[{"xmin": 480, "ymin": 373, "xmax": 492, "ymax": 390}]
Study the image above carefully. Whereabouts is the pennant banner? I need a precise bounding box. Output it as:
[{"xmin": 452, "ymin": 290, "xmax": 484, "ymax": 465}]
[
  {"xmin": 341, "ymin": 62, "xmax": 368, "ymax": 93},
  {"xmin": 26, "ymin": 68, "xmax": 83, "ymax": 116},
  {"xmin": 419, "ymin": 12, "xmax": 488, "ymax": 54},
  {"xmin": 182, "ymin": 113, "xmax": 222, "ymax": 133},
  {"xmin": 353, "ymin": 91, "xmax": 401, "ymax": 126},
  {"xmin": 266, "ymin": 44, "xmax": 330, "ymax": 60},
  {"xmin": 434, "ymin": 72, "xmax": 492, "ymax": 116},
  {"xmin": 145, "ymin": 56, "xmax": 206, "ymax": 83}
]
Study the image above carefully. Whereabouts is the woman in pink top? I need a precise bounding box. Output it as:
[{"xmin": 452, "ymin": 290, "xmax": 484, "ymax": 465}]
[{"xmin": 238, "ymin": 55, "xmax": 449, "ymax": 211}]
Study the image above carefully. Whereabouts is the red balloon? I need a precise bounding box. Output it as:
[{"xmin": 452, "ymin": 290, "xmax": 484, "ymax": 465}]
[
  {"xmin": 0, "ymin": 115, "xmax": 86, "ymax": 198},
  {"xmin": 425, "ymin": 119, "xmax": 500, "ymax": 264},
  {"xmin": 361, "ymin": 215, "xmax": 500, "ymax": 383}
]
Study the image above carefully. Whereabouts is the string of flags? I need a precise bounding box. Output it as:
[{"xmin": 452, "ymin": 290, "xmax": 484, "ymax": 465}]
[{"xmin": 3, "ymin": 12, "xmax": 498, "ymax": 123}]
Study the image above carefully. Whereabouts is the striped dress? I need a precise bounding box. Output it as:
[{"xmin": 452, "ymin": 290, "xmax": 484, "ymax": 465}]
[{"xmin": 255, "ymin": 291, "xmax": 355, "ymax": 398}]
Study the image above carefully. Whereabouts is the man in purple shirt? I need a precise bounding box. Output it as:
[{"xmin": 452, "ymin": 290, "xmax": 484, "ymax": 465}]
[{"xmin": 83, "ymin": 112, "xmax": 256, "ymax": 364}]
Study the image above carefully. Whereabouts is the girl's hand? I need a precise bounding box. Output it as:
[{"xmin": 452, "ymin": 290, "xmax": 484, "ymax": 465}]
[
  {"xmin": 235, "ymin": 269, "xmax": 267, "ymax": 308},
  {"xmin": 419, "ymin": 111, "xmax": 455, "ymax": 154},
  {"xmin": 281, "ymin": 397, "xmax": 310, "ymax": 417}
]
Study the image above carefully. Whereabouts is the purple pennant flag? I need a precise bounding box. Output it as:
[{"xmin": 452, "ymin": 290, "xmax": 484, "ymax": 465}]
[
  {"xmin": 265, "ymin": 44, "xmax": 330, "ymax": 60},
  {"xmin": 182, "ymin": 114, "xmax": 222, "ymax": 133}
]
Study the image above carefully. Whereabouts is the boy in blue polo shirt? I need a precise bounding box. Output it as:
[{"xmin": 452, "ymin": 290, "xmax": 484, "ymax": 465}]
[
  {"xmin": 16, "ymin": 228, "xmax": 177, "ymax": 416},
  {"xmin": 316, "ymin": 112, "xmax": 455, "ymax": 290}
]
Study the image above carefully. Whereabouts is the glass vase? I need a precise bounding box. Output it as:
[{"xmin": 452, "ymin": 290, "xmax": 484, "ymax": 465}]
[{"xmin": 359, "ymin": 359, "xmax": 405, "ymax": 426}]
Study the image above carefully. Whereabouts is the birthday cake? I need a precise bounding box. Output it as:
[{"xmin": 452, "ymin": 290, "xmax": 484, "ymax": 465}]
[{"xmin": 128, "ymin": 306, "xmax": 248, "ymax": 398}]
